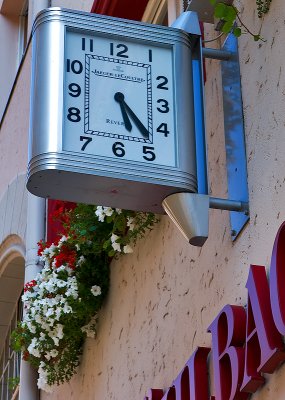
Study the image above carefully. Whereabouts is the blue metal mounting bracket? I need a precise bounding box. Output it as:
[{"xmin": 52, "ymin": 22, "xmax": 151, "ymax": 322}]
[
  {"xmin": 202, "ymin": 33, "xmax": 249, "ymax": 240},
  {"xmin": 220, "ymin": 33, "xmax": 249, "ymax": 240},
  {"xmin": 171, "ymin": 12, "xmax": 249, "ymax": 245}
]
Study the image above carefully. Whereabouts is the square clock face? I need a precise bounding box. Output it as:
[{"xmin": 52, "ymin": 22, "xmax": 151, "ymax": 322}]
[{"xmin": 63, "ymin": 29, "xmax": 177, "ymax": 167}]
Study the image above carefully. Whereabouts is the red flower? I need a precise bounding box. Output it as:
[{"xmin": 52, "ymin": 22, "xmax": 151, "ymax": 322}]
[
  {"xmin": 54, "ymin": 244, "xmax": 77, "ymax": 270},
  {"xmin": 24, "ymin": 280, "xmax": 37, "ymax": 292},
  {"xmin": 23, "ymin": 351, "xmax": 30, "ymax": 361},
  {"xmin": 37, "ymin": 240, "xmax": 45, "ymax": 256}
]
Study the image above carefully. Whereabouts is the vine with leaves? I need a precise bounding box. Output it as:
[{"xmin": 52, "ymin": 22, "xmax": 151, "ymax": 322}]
[
  {"xmin": 210, "ymin": 0, "xmax": 272, "ymax": 41},
  {"xmin": 11, "ymin": 202, "xmax": 158, "ymax": 392}
]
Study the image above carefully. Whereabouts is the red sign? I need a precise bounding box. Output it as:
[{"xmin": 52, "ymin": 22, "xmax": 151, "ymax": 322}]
[{"xmin": 144, "ymin": 222, "xmax": 285, "ymax": 399}]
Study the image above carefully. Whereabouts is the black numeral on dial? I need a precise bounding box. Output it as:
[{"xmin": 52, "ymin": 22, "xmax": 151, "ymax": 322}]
[
  {"xmin": 82, "ymin": 38, "xmax": 94, "ymax": 52},
  {"xmin": 67, "ymin": 107, "xmax": 81, "ymax": 122},
  {"xmin": 66, "ymin": 59, "xmax": 83, "ymax": 74},
  {"xmin": 112, "ymin": 142, "xmax": 125, "ymax": 157},
  {"xmin": 80, "ymin": 136, "xmax": 92, "ymax": 151},
  {"xmin": 157, "ymin": 123, "xmax": 169, "ymax": 137},
  {"xmin": 156, "ymin": 76, "xmax": 168, "ymax": 90},
  {"xmin": 110, "ymin": 43, "xmax": 129, "ymax": 58},
  {"xmin": 68, "ymin": 83, "xmax": 81, "ymax": 97},
  {"xmin": 143, "ymin": 146, "xmax": 156, "ymax": 161},
  {"xmin": 157, "ymin": 99, "xmax": 169, "ymax": 113},
  {"xmin": 66, "ymin": 59, "xmax": 83, "ymax": 125}
]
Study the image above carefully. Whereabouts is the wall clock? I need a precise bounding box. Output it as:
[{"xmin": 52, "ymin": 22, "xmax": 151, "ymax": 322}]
[{"xmin": 27, "ymin": 8, "xmax": 197, "ymax": 213}]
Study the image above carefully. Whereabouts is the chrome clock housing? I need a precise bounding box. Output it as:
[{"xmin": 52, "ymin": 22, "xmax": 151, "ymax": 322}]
[{"xmin": 27, "ymin": 7, "xmax": 197, "ymax": 213}]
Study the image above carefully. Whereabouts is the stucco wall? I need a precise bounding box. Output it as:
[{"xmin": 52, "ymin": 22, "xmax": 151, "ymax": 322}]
[
  {"xmin": 0, "ymin": 14, "xmax": 20, "ymax": 120},
  {"xmin": 39, "ymin": 0, "xmax": 285, "ymax": 399},
  {"xmin": 0, "ymin": 45, "xmax": 31, "ymax": 196}
]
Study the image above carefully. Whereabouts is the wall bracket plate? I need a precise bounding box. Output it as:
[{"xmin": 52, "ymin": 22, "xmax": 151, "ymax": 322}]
[{"xmin": 220, "ymin": 33, "xmax": 249, "ymax": 240}]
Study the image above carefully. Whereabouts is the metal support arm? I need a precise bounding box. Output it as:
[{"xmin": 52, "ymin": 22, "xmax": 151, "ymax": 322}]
[
  {"xmin": 202, "ymin": 48, "xmax": 232, "ymax": 61},
  {"xmin": 209, "ymin": 197, "xmax": 249, "ymax": 214}
]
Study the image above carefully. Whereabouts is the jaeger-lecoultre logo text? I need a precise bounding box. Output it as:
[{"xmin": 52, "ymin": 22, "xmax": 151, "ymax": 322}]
[{"xmin": 91, "ymin": 67, "xmax": 145, "ymax": 83}]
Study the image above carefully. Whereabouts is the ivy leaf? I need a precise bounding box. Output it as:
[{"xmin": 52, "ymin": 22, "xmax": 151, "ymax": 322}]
[
  {"xmin": 233, "ymin": 27, "xmax": 242, "ymax": 37},
  {"xmin": 214, "ymin": 2, "xmax": 227, "ymax": 19},
  {"xmin": 108, "ymin": 249, "xmax": 115, "ymax": 257},
  {"xmin": 222, "ymin": 21, "xmax": 234, "ymax": 33},
  {"xmin": 114, "ymin": 217, "xmax": 126, "ymax": 233},
  {"xmin": 223, "ymin": 6, "xmax": 237, "ymax": 22},
  {"xmin": 106, "ymin": 215, "xmax": 114, "ymax": 223},
  {"xmin": 102, "ymin": 240, "xmax": 110, "ymax": 250}
]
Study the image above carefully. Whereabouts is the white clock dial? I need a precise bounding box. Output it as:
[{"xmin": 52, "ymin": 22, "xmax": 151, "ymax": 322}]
[{"xmin": 63, "ymin": 29, "xmax": 177, "ymax": 167}]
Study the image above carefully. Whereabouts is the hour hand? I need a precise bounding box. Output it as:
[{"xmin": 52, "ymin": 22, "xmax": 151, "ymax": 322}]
[
  {"xmin": 114, "ymin": 92, "xmax": 132, "ymax": 132},
  {"xmin": 114, "ymin": 92, "xmax": 149, "ymax": 139}
]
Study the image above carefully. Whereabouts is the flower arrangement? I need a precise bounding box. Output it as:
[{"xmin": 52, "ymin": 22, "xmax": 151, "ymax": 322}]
[{"xmin": 11, "ymin": 202, "xmax": 158, "ymax": 392}]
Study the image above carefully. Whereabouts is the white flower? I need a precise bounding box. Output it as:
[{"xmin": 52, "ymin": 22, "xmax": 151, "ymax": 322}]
[
  {"xmin": 112, "ymin": 241, "xmax": 121, "ymax": 252},
  {"xmin": 103, "ymin": 207, "xmax": 114, "ymax": 216},
  {"xmin": 127, "ymin": 217, "xmax": 135, "ymax": 231},
  {"xmin": 95, "ymin": 206, "xmax": 114, "ymax": 222},
  {"xmin": 95, "ymin": 206, "xmax": 105, "ymax": 222},
  {"xmin": 123, "ymin": 245, "xmax": 133, "ymax": 254},
  {"xmin": 26, "ymin": 322, "xmax": 36, "ymax": 334},
  {"xmin": 28, "ymin": 338, "xmax": 41, "ymax": 358},
  {"xmin": 76, "ymin": 255, "xmax": 85, "ymax": 267},
  {"xmin": 81, "ymin": 315, "xmax": 98, "ymax": 338},
  {"xmin": 91, "ymin": 285, "xmax": 101, "ymax": 297},
  {"xmin": 116, "ymin": 208, "xmax": 122, "ymax": 214},
  {"xmin": 56, "ymin": 279, "xmax": 67, "ymax": 288},
  {"xmin": 110, "ymin": 233, "xmax": 121, "ymax": 251},
  {"xmin": 58, "ymin": 235, "xmax": 68, "ymax": 247},
  {"xmin": 62, "ymin": 303, "xmax": 72, "ymax": 314},
  {"xmin": 111, "ymin": 233, "xmax": 119, "ymax": 243},
  {"xmin": 75, "ymin": 244, "xmax": 80, "ymax": 251},
  {"xmin": 48, "ymin": 244, "xmax": 57, "ymax": 258},
  {"xmin": 37, "ymin": 362, "xmax": 53, "ymax": 393},
  {"xmin": 45, "ymin": 349, "xmax": 59, "ymax": 360}
]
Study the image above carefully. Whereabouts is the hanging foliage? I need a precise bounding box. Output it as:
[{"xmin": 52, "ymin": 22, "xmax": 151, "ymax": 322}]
[
  {"xmin": 11, "ymin": 202, "xmax": 158, "ymax": 392},
  {"xmin": 209, "ymin": 0, "xmax": 272, "ymax": 41}
]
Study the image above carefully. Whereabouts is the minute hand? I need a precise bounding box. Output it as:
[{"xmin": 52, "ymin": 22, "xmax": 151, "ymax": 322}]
[{"xmin": 123, "ymin": 101, "xmax": 149, "ymax": 139}]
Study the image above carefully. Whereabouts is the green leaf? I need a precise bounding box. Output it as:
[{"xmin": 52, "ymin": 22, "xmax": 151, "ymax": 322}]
[
  {"xmin": 108, "ymin": 249, "xmax": 115, "ymax": 257},
  {"xmin": 223, "ymin": 6, "xmax": 237, "ymax": 22},
  {"xmin": 209, "ymin": 0, "xmax": 216, "ymax": 5},
  {"xmin": 114, "ymin": 217, "xmax": 126, "ymax": 232},
  {"xmin": 214, "ymin": 2, "xmax": 227, "ymax": 19},
  {"xmin": 254, "ymin": 35, "xmax": 261, "ymax": 41},
  {"xmin": 233, "ymin": 27, "xmax": 242, "ymax": 37},
  {"xmin": 221, "ymin": 21, "xmax": 233, "ymax": 33},
  {"xmin": 102, "ymin": 240, "xmax": 110, "ymax": 250}
]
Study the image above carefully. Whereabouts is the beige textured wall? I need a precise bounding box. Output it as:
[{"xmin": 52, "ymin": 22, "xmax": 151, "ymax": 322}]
[
  {"xmin": 0, "ymin": 14, "xmax": 20, "ymax": 120},
  {"xmin": 40, "ymin": 0, "xmax": 285, "ymax": 399},
  {"xmin": 0, "ymin": 46, "xmax": 31, "ymax": 195}
]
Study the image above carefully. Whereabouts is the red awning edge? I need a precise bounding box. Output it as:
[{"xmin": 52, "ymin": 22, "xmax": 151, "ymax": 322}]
[{"xmin": 91, "ymin": 0, "xmax": 149, "ymax": 21}]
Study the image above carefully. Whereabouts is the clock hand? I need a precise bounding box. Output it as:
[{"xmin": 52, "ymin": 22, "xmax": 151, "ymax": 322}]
[
  {"xmin": 114, "ymin": 92, "xmax": 132, "ymax": 132},
  {"xmin": 114, "ymin": 92, "xmax": 149, "ymax": 139},
  {"xmin": 122, "ymin": 100, "xmax": 149, "ymax": 140}
]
